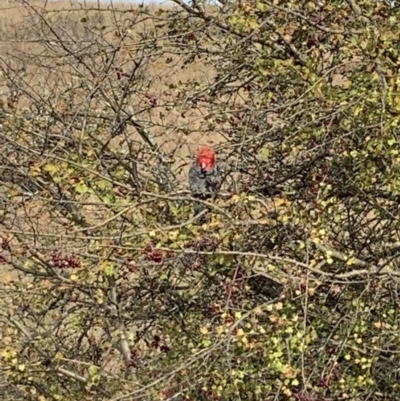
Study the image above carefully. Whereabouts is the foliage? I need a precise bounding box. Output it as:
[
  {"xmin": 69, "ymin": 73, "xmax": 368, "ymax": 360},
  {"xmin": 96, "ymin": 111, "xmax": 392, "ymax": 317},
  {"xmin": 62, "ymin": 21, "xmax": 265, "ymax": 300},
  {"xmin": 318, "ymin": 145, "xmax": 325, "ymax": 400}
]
[{"xmin": 0, "ymin": 0, "xmax": 400, "ymax": 400}]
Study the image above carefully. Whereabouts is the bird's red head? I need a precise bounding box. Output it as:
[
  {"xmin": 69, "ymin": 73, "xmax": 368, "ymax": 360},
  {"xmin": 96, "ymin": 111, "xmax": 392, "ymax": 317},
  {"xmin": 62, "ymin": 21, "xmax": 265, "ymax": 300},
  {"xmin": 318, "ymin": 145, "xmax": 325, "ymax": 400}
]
[{"xmin": 196, "ymin": 146, "xmax": 216, "ymax": 172}]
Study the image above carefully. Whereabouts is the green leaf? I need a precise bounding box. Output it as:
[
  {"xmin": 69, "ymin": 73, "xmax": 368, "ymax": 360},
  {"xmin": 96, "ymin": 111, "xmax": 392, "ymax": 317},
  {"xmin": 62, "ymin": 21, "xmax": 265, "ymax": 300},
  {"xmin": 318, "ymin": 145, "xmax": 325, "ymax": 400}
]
[
  {"xmin": 103, "ymin": 194, "xmax": 114, "ymax": 203},
  {"xmin": 43, "ymin": 163, "xmax": 60, "ymax": 175},
  {"xmin": 258, "ymin": 147, "xmax": 270, "ymax": 161},
  {"xmin": 88, "ymin": 365, "xmax": 99, "ymax": 376},
  {"xmin": 96, "ymin": 179, "xmax": 112, "ymax": 191},
  {"xmin": 75, "ymin": 182, "xmax": 89, "ymax": 194},
  {"xmin": 104, "ymin": 263, "xmax": 115, "ymax": 277},
  {"xmin": 95, "ymin": 289, "xmax": 104, "ymax": 304}
]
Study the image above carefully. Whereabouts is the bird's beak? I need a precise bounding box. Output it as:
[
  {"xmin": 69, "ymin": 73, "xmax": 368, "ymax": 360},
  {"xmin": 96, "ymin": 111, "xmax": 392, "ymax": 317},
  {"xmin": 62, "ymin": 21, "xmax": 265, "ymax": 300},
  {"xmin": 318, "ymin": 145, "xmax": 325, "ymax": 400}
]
[{"xmin": 200, "ymin": 162, "xmax": 206, "ymax": 169}]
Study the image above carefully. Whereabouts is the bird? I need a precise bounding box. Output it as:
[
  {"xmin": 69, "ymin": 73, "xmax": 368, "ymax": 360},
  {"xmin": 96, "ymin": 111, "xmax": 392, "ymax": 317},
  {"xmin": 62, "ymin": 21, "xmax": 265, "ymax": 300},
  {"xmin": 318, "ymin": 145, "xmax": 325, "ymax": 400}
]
[{"xmin": 188, "ymin": 146, "xmax": 222, "ymax": 220}]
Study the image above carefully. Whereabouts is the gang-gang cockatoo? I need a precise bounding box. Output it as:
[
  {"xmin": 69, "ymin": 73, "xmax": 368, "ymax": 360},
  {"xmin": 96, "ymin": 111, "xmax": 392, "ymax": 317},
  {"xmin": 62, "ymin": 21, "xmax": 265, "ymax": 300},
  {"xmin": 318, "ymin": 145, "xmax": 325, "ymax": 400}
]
[{"xmin": 188, "ymin": 146, "xmax": 221, "ymax": 218}]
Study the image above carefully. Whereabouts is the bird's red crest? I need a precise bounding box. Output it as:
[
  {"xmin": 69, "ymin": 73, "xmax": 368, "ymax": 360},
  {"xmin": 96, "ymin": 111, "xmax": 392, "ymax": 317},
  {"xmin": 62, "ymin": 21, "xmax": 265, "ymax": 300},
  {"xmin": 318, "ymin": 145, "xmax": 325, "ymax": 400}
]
[{"xmin": 196, "ymin": 146, "xmax": 216, "ymax": 172}]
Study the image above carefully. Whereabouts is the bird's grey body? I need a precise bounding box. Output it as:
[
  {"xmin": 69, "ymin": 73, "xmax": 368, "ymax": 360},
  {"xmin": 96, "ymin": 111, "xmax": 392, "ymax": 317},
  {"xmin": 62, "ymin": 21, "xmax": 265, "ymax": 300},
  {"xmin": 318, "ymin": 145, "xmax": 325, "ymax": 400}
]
[{"xmin": 188, "ymin": 162, "xmax": 221, "ymax": 198}]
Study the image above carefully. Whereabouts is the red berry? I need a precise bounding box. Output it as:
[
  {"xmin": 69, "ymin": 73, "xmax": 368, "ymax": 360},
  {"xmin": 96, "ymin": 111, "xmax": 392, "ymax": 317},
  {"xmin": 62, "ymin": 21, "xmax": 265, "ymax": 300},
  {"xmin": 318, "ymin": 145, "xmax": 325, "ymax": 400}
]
[
  {"xmin": 160, "ymin": 345, "xmax": 171, "ymax": 353},
  {"xmin": 1, "ymin": 237, "xmax": 10, "ymax": 250},
  {"xmin": 148, "ymin": 250, "xmax": 162, "ymax": 263}
]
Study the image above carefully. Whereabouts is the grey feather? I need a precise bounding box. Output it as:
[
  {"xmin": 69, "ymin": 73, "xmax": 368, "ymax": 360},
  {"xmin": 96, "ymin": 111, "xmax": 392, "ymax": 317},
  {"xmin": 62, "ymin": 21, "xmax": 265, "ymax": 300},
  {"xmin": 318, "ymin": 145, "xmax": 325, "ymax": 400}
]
[
  {"xmin": 188, "ymin": 162, "xmax": 221, "ymax": 224},
  {"xmin": 188, "ymin": 163, "xmax": 221, "ymax": 197}
]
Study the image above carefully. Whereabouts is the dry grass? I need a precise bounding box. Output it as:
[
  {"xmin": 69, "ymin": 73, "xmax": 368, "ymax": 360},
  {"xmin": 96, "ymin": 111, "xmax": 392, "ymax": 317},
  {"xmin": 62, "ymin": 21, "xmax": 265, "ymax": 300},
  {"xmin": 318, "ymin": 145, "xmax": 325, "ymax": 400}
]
[{"xmin": 0, "ymin": 0, "xmax": 224, "ymax": 155}]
